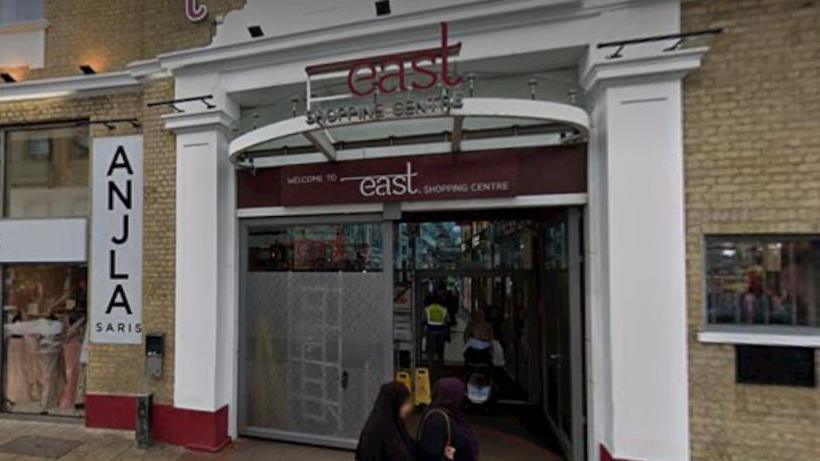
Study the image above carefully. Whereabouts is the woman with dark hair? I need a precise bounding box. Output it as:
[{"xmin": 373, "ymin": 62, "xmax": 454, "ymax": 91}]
[
  {"xmin": 417, "ymin": 378, "xmax": 479, "ymax": 461},
  {"xmin": 356, "ymin": 382, "xmax": 416, "ymax": 461}
]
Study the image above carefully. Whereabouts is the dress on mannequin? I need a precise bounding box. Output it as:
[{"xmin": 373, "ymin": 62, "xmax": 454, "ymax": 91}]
[
  {"xmin": 34, "ymin": 319, "xmax": 65, "ymax": 412},
  {"xmin": 4, "ymin": 336, "xmax": 31, "ymax": 404},
  {"xmin": 59, "ymin": 317, "xmax": 85, "ymax": 409}
]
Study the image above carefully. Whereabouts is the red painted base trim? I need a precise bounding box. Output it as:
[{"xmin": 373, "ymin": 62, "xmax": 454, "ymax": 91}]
[
  {"xmin": 600, "ymin": 444, "xmax": 640, "ymax": 461},
  {"xmin": 85, "ymin": 394, "xmax": 136, "ymax": 431},
  {"xmin": 85, "ymin": 394, "xmax": 231, "ymax": 452},
  {"xmin": 186, "ymin": 436, "xmax": 233, "ymax": 453},
  {"xmin": 601, "ymin": 445, "xmax": 613, "ymax": 461}
]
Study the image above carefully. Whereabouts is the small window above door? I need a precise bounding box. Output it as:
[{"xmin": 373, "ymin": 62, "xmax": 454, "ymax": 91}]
[{"xmin": 0, "ymin": 0, "xmax": 43, "ymax": 26}]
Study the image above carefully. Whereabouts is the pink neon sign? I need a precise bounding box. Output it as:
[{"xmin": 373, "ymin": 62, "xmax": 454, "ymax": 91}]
[{"xmin": 186, "ymin": 0, "xmax": 208, "ymax": 22}]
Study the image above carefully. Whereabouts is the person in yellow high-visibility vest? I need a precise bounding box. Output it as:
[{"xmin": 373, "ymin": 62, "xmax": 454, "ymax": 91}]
[{"xmin": 423, "ymin": 296, "xmax": 450, "ymax": 366}]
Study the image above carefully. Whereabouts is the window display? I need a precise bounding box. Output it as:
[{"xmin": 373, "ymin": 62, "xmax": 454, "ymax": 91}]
[
  {"xmin": 705, "ymin": 236, "xmax": 820, "ymax": 328},
  {"xmin": 2, "ymin": 264, "xmax": 87, "ymax": 416},
  {"xmin": 0, "ymin": 0, "xmax": 44, "ymax": 25}
]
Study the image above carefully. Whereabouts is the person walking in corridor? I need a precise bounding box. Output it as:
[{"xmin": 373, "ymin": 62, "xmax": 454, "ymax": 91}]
[
  {"xmin": 417, "ymin": 377, "xmax": 479, "ymax": 461},
  {"xmin": 423, "ymin": 295, "xmax": 450, "ymax": 365},
  {"xmin": 355, "ymin": 382, "xmax": 416, "ymax": 461}
]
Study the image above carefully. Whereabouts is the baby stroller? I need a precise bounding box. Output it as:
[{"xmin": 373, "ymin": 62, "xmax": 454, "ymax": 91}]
[{"xmin": 464, "ymin": 344, "xmax": 494, "ymax": 412}]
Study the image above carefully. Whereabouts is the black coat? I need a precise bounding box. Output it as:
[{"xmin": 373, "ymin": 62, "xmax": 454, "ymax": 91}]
[
  {"xmin": 356, "ymin": 383, "xmax": 416, "ymax": 461},
  {"xmin": 416, "ymin": 410, "xmax": 477, "ymax": 461},
  {"xmin": 416, "ymin": 378, "xmax": 479, "ymax": 461}
]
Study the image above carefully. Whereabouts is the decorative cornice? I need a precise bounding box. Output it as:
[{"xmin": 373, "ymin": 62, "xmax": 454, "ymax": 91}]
[
  {"xmin": 0, "ymin": 19, "xmax": 48, "ymax": 35},
  {"xmin": 580, "ymin": 47, "xmax": 708, "ymax": 96},
  {"xmin": 162, "ymin": 110, "xmax": 238, "ymax": 135},
  {"xmin": 127, "ymin": 59, "xmax": 169, "ymax": 80},
  {"xmin": 0, "ymin": 70, "xmax": 140, "ymax": 103},
  {"xmin": 154, "ymin": 0, "xmax": 589, "ymax": 72}
]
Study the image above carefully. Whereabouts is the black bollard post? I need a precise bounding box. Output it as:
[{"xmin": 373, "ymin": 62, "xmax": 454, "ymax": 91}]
[{"xmin": 136, "ymin": 394, "xmax": 153, "ymax": 449}]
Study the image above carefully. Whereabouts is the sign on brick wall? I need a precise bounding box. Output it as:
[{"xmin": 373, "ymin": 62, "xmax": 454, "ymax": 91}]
[
  {"xmin": 186, "ymin": 0, "xmax": 208, "ymax": 22},
  {"xmin": 91, "ymin": 136, "xmax": 144, "ymax": 345}
]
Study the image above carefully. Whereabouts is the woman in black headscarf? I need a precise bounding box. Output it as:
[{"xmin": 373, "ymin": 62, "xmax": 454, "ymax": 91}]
[
  {"xmin": 356, "ymin": 382, "xmax": 416, "ymax": 461},
  {"xmin": 417, "ymin": 377, "xmax": 479, "ymax": 461}
]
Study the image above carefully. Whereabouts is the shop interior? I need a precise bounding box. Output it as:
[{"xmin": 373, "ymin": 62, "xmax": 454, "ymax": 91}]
[
  {"xmin": 0, "ymin": 123, "xmax": 90, "ymax": 418},
  {"xmin": 395, "ymin": 209, "xmax": 583, "ymax": 461},
  {"xmin": 1, "ymin": 264, "xmax": 88, "ymax": 417}
]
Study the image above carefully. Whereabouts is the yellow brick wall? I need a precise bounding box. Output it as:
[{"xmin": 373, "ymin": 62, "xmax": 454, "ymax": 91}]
[
  {"xmin": 0, "ymin": 83, "xmax": 179, "ymax": 402},
  {"xmin": 0, "ymin": 1, "xmax": 246, "ymax": 403},
  {"xmin": 683, "ymin": 1, "xmax": 820, "ymax": 460},
  {"xmin": 2, "ymin": 0, "xmax": 246, "ymax": 80},
  {"xmin": 88, "ymin": 80, "xmax": 179, "ymax": 403}
]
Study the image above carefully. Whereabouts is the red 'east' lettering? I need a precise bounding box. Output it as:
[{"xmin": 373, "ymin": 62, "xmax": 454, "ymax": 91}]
[{"xmin": 344, "ymin": 22, "xmax": 462, "ymax": 96}]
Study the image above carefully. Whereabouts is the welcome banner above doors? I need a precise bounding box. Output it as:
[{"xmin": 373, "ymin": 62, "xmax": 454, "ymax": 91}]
[{"xmin": 237, "ymin": 145, "xmax": 586, "ymax": 209}]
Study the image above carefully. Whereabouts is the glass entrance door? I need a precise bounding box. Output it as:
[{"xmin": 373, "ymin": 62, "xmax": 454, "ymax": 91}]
[
  {"xmin": 238, "ymin": 216, "xmax": 393, "ymax": 449},
  {"xmin": 542, "ymin": 208, "xmax": 585, "ymax": 461}
]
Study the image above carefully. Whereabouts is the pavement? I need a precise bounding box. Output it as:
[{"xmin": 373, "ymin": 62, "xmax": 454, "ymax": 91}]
[
  {"xmin": 0, "ymin": 419, "xmax": 349, "ymax": 461},
  {"xmin": 0, "ymin": 416, "xmax": 561, "ymax": 461}
]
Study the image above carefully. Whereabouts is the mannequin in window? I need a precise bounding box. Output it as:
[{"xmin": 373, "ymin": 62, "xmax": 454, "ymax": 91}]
[
  {"xmin": 60, "ymin": 278, "xmax": 87, "ymax": 410},
  {"xmin": 740, "ymin": 272, "xmax": 763, "ymax": 324},
  {"xmin": 4, "ymin": 308, "xmax": 31, "ymax": 408}
]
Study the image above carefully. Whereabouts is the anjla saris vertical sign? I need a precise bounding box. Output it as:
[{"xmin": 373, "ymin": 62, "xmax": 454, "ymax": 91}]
[{"xmin": 91, "ymin": 136, "xmax": 144, "ymax": 344}]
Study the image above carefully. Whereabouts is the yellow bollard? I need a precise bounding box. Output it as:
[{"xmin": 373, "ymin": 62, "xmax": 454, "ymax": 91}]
[
  {"xmin": 396, "ymin": 370, "xmax": 413, "ymax": 392},
  {"xmin": 413, "ymin": 368, "xmax": 432, "ymax": 406}
]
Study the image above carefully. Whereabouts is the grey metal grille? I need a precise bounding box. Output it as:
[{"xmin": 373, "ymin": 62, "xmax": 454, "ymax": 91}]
[{"xmin": 243, "ymin": 271, "xmax": 390, "ymax": 444}]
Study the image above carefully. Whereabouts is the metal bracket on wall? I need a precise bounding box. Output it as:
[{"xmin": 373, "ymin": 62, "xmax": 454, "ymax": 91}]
[
  {"xmin": 81, "ymin": 118, "xmax": 142, "ymax": 130},
  {"xmin": 146, "ymin": 95, "xmax": 216, "ymax": 113},
  {"xmin": 236, "ymin": 153, "xmax": 256, "ymax": 174},
  {"xmin": 597, "ymin": 28, "xmax": 724, "ymax": 59}
]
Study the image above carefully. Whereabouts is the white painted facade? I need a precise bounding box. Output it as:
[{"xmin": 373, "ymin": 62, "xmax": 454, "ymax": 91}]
[
  {"xmin": 582, "ymin": 51, "xmax": 702, "ymax": 461},
  {"xmin": 0, "ymin": 218, "xmax": 86, "ymax": 263},
  {"xmin": 160, "ymin": 1, "xmax": 700, "ymax": 460},
  {"xmin": 0, "ymin": 1, "xmax": 707, "ymax": 459}
]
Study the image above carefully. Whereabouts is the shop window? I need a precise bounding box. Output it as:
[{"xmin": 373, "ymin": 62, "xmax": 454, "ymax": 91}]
[
  {"xmin": 4, "ymin": 124, "xmax": 90, "ymax": 218},
  {"xmin": 705, "ymin": 236, "xmax": 820, "ymax": 328},
  {"xmin": 0, "ymin": 0, "xmax": 43, "ymax": 25},
  {"xmin": 2, "ymin": 264, "xmax": 88, "ymax": 416},
  {"xmin": 248, "ymin": 223, "xmax": 383, "ymax": 272}
]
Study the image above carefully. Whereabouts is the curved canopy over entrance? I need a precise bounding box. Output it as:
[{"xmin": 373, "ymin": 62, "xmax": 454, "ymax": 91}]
[{"xmin": 228, "ymin": 97, "xmax": 589, "ymax": 166}]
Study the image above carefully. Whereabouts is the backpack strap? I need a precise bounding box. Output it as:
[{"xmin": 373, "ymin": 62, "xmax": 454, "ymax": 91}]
[{"xmin": 418, "ymin": 408, "xmax": 453, "ymax": 447}]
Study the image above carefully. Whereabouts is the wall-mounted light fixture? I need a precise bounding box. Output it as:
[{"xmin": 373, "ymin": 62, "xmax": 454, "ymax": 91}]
[
  {"xmin": 0, "ymin": 72, "xmax": 16, "ymax": 83},
  {"xmin": 248, "ymin": 25, "xmax": 264, "ymax": 38},
  {"xmin": 79, "ymin": 65, "xmax": 96, "ymax": 75}
]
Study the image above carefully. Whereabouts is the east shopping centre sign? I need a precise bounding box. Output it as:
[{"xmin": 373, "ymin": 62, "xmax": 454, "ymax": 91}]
[
  {"xmin": 238, "ymin": 147, "xmax": 586, "ymax": 208},
  {"xmin": 281, "ymin": 151, "xmax": 518, "ymax": 206},
  {"xmin": 304, "ymin": 22, "xmax": 465, "ymax": 126},
  {"xmin": 236, "ymin": 24, "xmax": 587, "ymax": 208}
]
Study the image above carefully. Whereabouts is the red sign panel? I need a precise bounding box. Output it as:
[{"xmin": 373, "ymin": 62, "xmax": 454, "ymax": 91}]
[
  {"xmin": 237, "ymin": 146, "xmax": 586, "ymax": 209},
  {"xmin": 281, "ymin": 151, "xmax": 517, "ymax": 206}
]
